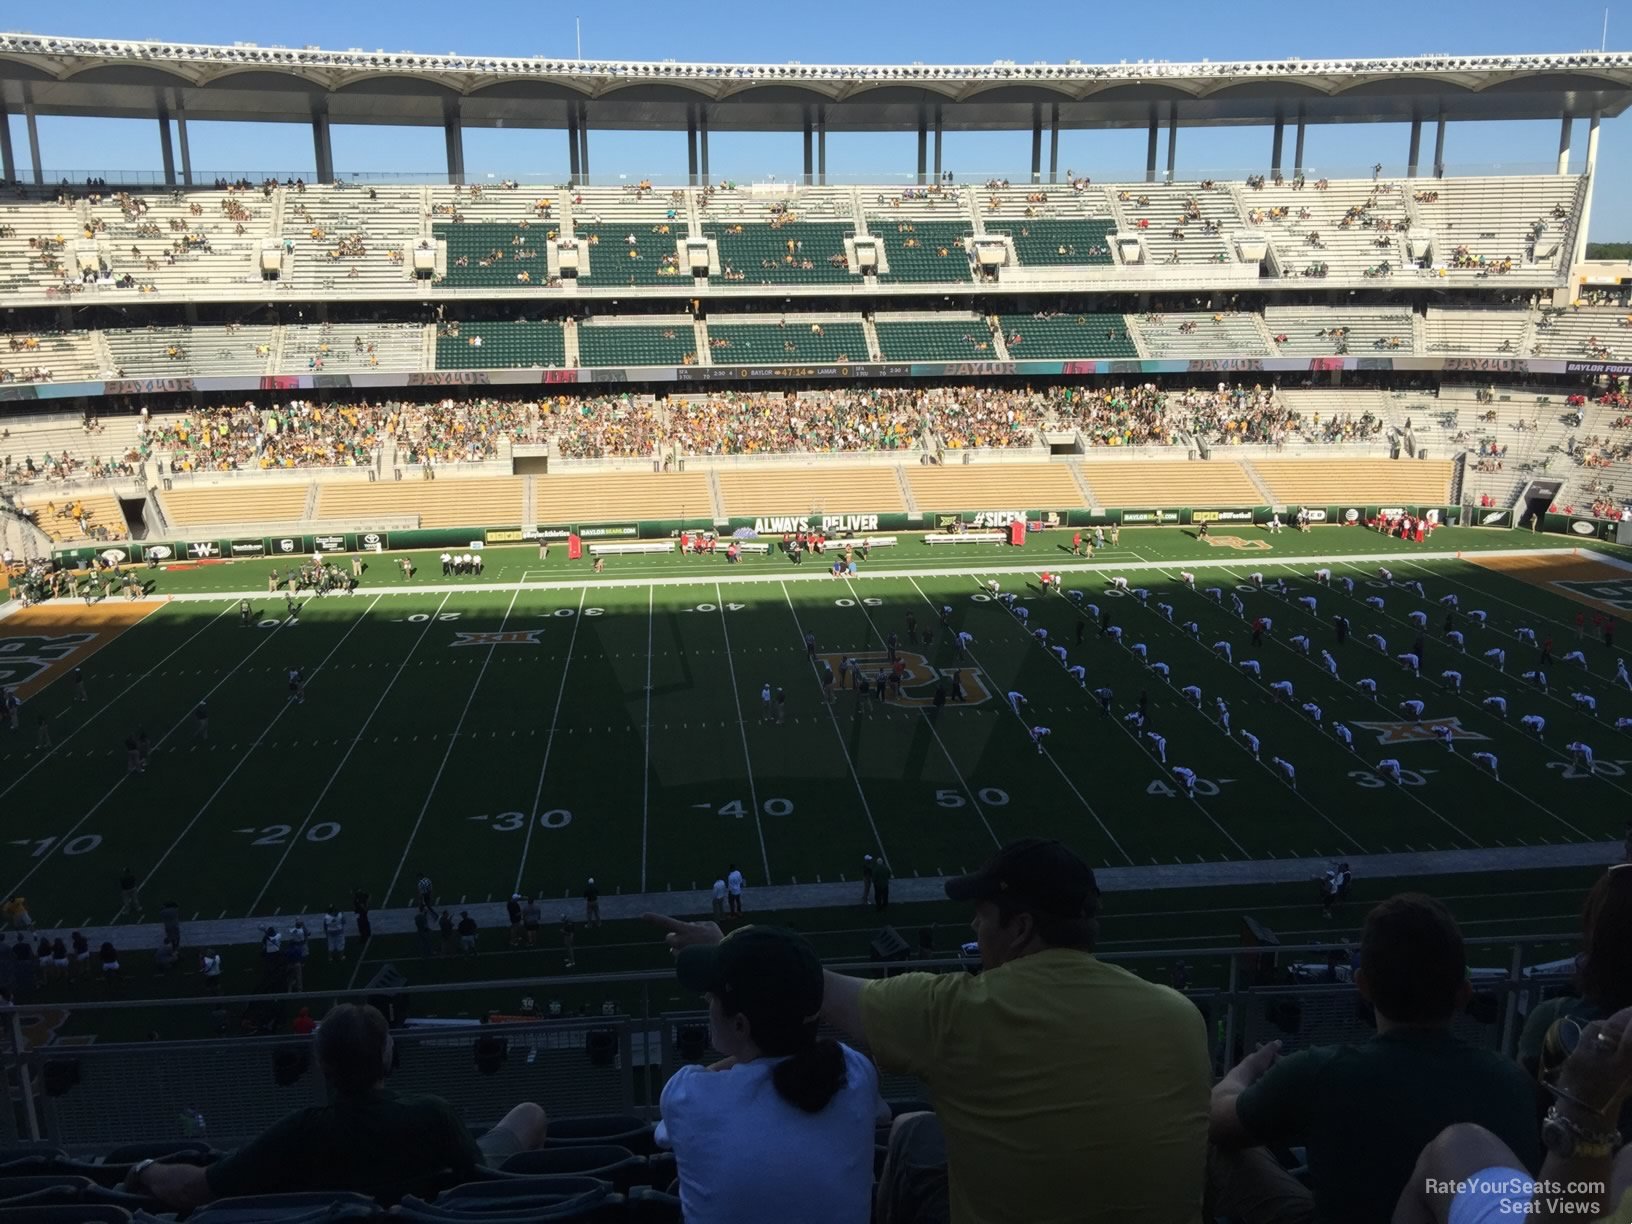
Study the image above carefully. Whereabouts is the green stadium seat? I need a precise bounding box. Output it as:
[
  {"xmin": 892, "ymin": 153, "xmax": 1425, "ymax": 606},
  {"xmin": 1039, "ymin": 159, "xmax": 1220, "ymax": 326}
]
[
  {"xmin": 704, "ymin": 321, "xmax": 868, "ymax": 364},
  {"xmin": 575, "ymin": 224, "xmax": 688, "ymax": 286},
  {"xmin": 435, "ymin": 223, "xmax": 555, "ymax": 289},
  {"xmin": 985, "ymin": 220, "xmax": 1116, "ymax": 266},
  {"xmin": 436, "ymin": 322, "xmax": 567, "ymax": 369},
  {"xmin": 874, "ymin": 319, "xmax": 996, "ymax": 361},
  {"xmin": 705, "ymin": 222, "xmax": 855, "ymax": 285},
  {"xmin": 872, "ymin": 221, "xmax": 973, "ymax": 283},
  {"xmin": 994, "ymin": 313, "xmax": 1137, "ymax": 359},
  {"xmin": 577, "ymin": 324, "xmax": 696, "ymax": 367}
]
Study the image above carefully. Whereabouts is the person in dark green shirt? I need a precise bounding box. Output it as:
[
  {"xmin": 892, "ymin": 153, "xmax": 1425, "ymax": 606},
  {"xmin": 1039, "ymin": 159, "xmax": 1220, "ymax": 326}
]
[
  {"xmin": 1209, "ymin": 894, "xmax": 1541, "ymax": 1224},
  {"xmin": 127, "ymin": 1003, "xmax": 546, "ymax": 1210}
]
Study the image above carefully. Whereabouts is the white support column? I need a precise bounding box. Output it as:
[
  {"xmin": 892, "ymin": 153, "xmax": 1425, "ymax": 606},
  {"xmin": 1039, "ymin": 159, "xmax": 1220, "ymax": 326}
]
[
  {"xmin": 176, "ymin": 109, "xmax": 193, "ymax": 186},
  {"xmin": 1576, "ymin": 111, "xmax": 1601, "ymax": 267},
  {"xmin": 1557, "ymin": 114, "xmax": 1573, "ymax": 175},
  {"xmin": 24, "ymin": 104, "xmax": 42, "ymax": 185}
]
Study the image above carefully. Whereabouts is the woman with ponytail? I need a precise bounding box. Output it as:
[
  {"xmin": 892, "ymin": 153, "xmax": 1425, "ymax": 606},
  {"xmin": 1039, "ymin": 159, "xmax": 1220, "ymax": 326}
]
[{"xmin": 652, "ymin": 922, "xmax": 888, "ymax": 1224}]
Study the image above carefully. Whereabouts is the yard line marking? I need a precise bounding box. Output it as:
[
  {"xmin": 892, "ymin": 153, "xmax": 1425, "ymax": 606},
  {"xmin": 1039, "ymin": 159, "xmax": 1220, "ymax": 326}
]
[
  {"xmin": 2, "ymin": 598, "xmax": 333, "ymax": 902},
  {"xmin": 0, "ymin": 600, "xmax": 235, "ymax": 804},
  {"xmin": 513, "ymin": 586, "xmax": 588, "ymax": 895},
  {"xmin": 115, "ymin": 596, "xmax": 384, "ymax": 913},
  {"xmin": 971, "ymin": 574, "xmax": 1251, "ymax": 859},
  {"xmin": 377, "ymin": 586, "xmax": 526, "ymax": 927},
  {"xmin": 244, "ymin": 592, "xmax": 453, "ymax": 915},
  {"xmin": 640, "ymin": 585, "xmax": 655, "ymax": 893},
  {"xmin": 714, "ymin": 582, "xmax": 772, "ymax": 886},
  {"xmin": 780, "ymin": 581, "xmax": 896, "ymax": 858}
]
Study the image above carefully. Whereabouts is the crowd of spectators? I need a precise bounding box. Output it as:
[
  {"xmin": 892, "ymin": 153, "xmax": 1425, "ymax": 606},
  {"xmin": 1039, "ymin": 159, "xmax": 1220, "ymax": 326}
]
[
  {"xmin": 154, "ymin": 401, "xmax": 388, "ymax": 471},
  {"xmin": 396, "ymin": 398, "xmax": 540, "ymax": 465},
  {"xmin": 666, "ymin": 390, "xmax": 923, "ymax": 456}
]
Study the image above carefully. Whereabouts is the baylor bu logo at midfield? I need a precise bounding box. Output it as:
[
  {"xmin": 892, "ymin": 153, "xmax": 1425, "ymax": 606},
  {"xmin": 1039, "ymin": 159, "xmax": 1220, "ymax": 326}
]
[
  {"xmin": 1351, "ymin": 717, "xmax": 1489, "ymax": 745},
  {"xmin": 450, "ymin": 630, "xmax": 543, "ymax": 647},
  {"xmin": 1202, "ymin": 535, "xmax": 1271, "ymax": 551},
  {"xmin": 818, "ymin": 650, "xmax": 993, "ymax": 707},
  {"xmin": 0, "ymin": 634, "xmax": 97, "ymax": 687}
]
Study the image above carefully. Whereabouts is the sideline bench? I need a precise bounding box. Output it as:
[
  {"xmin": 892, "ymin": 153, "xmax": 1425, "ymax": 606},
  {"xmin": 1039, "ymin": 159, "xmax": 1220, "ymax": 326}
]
[
  {"xmin": 588, "ymin": 541, "xmax": 674, "ymax": 556},
  {"xmin": 924, "ymin": 530, "xmax": 1006, "ymax": 545}
]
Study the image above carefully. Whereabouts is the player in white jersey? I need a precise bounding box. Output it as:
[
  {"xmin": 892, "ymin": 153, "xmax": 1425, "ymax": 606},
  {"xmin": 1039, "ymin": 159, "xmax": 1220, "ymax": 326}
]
[
  {"xmin": 1358, "ymin": 678, "xmax": 1378, "ymax": 695},
  {"xmin": 1435, "ymin": 724, "xmax": 1456, "ymax": 752},
  {"xmin": 1146, "ymin": 732, "xmax": 1167, "ymax": 764},
  {"xmin": 1240, "ymin": 729, "xmax": 1261, "ymax": 759},
  {"xmin": 1085, "ymin": 603, "xmax": 1100, "ymax": 621},
  {"xmin": 1152, "ymin": 660, "xmax": 1172, "ymax": 681},
  {"xmin": 1205, "ymin": 587, "xmax": 1223, "ymax": 603},
  {"xmin": 1568, "ymin": 741, "xmax": 1595, "ymax": 770},
  {"xmin": 1181, "ymin": 685, "xmax": 1203, "ymax": 707},
  {"xmin": 1338, "ymin": 577, "xmax": 1355, "ymax": 594},
  {"xmin": 999, "ymin": 592, "xmax": 1018, "ymax": 610},
  {"xmin": 1521, "ymin": 669, "xmax": 1549, "ymax": 692},
  {"xmin": 1093, "ymin": 687, "xmax": 1114, "ymax": 713},
  {"xmin": 1439, "ymin": 593, "xmax": 1459, "ymax": 608},
  {"xmin": 1130, "ymin": 642, "xmax": 1148, "ymax": 662},
  {"xmin": 1051, "ymin": 645, "xmax": 1069, "ymax": 667},
  {"xmin": 1446, "ymin": 630, "xmax": 1465, "ymax": 651},
  {"xmin": 1106, "ymin": 625, "xmax": 1124, "ymax": 644},
  {"xmin": 1515, "ymin": 627, "xmax": 1537, "ymax": 646},
  {"xmin": 1301, "ymin": 701, "xmax": 1323, "ymax": 723},
  {"xmin": 986, "ymin": 579, "xmax": 1001, "ymax": 597},
  {"xmin": 1259, "ymin": 617, "xmax": 1275, "ymax": 635},
  {"xmin": 1179, "ymin": 572, "xmax": 1196, "ymax": 589},
  {"xmin": 1133, "ymin": 588, "xmax": 1150, "ymax": 605},
  {"xmin": 1520, "ymin": 714, "xmax": 1546, "ymax": 737},
  {"xmin": 1313, "ymin": 568, "xmax": 1331, "ymax": 586},
  {"xmin": 1182, "ymin": 621, "xmax": 1201, "ymax": 639},
  {"xmin": 1007, "ymin": 691, "xmax": 1028, "ymax": 718},
  {"xmin": 1440, "ymin": 670, "xmax": 1462, "ymax": 692},
  {"xmin": 1367, "ymin": 633, "xmax": 1389, "ymax": 653},
  {"xmin": 1572, "ymin": 691, "xmax": 1598, "ymax": 716},
  {"xmin": 1472, "ymin": 752, "xmax": 1500, "ymax": 781},
  {"xmin": 1615, "ymin": 658, "xmax": 1632, "ymax": 690},
  {"xmin": 1032, "ymin": 627, "xmax": 1049, "ymax": 645},
  {"xmin": 1272, "ymin": 756, "xmax": 1297, "ymax": 788},
  {"xmin": 1110, "ymin": 576, "xmax": 1129, "ymax": 591},
  {"xmin": 1377, "ymin": 758, "xmax": 1403, "ymax": 784},
  {"xmin": 1616, "ymin": 717, "xmax": 1632, "ymax": 732},
  {"xmin": 1562, "ymin": 649, "xmax": 1588, "ymax": 669},
  {"xmin": 1377, "ymin": 567, "xmax": 1393, "ymax": 582},
  {"xmin": 1066, "ymin": 590, "xmax": 1084, "ymax": 606},
  {"xmin": 1123, "ymin": 710, "xmax": 1146, "ymax": 730},
  {"xmin": 1250, "ymin": 572, "xmax": 1265, "ymax": 588},
  {"xmin": 1298, "ymin": 596, "xmax": 1318, "ymax": 615},
  {"xmin": 1321, "ymin": 649, "xmax": 1340, "ymax": 678},
  {"xmin": 956, "ymin": 631, "xmax": 975, "ymax": 658},
  {"xmin": 1398, "ymin": 652, "xmax": 1421, "ymax": 675},
  {"xmin": 1332, "ymin": 722, "xmax": 1354, "ymax": 750},
  {"xmin": 1067, "ymin": 665, "xmax": 1087, "ymax": 687},
  {"xmin": 1172, "ymin": 766, "xmax": 1197, "ymax": 797},
  {"xmin": 1267, "ymin": 515, "xmax": 1283, "ymax": 534},
  {"xmin": 287, "ymin": 667, "xmax": 306, "ymax": 705},
  {"xmin": 1365, "ymin": 596, "xmax": 1386, "ymax": 612},
  {"xmin": 1014, "ymin": 605, "xmax": 1030, "ymax": 625},
  {"xmin": 760, "ymin": 683, "xmax": 773, "ymax": 721},
  {"xmin": 1216, "ymin": 700, "xmax": 1232, "ymax": 734},
  {"xmin": 1409, "ymin": 610, "xmax": 1428, "ymax": 630},
  {"xmin": 1484, "ymin": 647, "xmax": 1507, "ymax": 671},
  {"xmin": 1231, "ymin": 594, "xmax": 1246, "ymax": 619},
  {"xmin": 1214, "ymin": 640, "xmax": 1234, "ymax": 663},
  {"xmin": 1482, "ymin": 695, "xmax": 1508, "ymax": 719},
  {"xmin": 1289, "ymin": 634, "xmax": 1311, "ymax": 655},
  {"xmin": 1269, "ymin": 680, "xmax": 1295, "ymax": 702},
  {"xmin": 1240, "ymin": 659, "xmax": 1262, "ymax": 679},
  {"xmin": 1029, "ymin": 726, "xmax": 1051, "ymax": 754},
  {"xmin": 1398, "ymin": 699, "xmax": 1425, "ymax": 719},
  {"xmin": 1157, "ymin": 602, "xmax": 1174, "ymax": 622},
  {"xmin": 1467, "ymin": 610, "xmax": 1487, "ymax": 626}
]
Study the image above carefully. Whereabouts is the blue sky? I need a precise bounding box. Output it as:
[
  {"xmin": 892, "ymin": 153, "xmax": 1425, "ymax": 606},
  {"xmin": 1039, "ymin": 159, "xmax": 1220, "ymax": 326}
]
[{"xmin": 7, "ymin": 0, "xmax": 1632, "ymax": 238}]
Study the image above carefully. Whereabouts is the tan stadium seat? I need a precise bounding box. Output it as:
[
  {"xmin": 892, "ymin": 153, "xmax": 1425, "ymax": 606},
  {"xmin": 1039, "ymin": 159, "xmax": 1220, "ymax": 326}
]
[
  {"xmin": 18, "ymin": 491, "xmax": 130, "ymax": 542},
  {"xmin": 906, "ymin": 464, "xmax": 1086, "ymax": 510},
  {"xmin": 1079, "ymin": 461, "xmax": 1261, "ymax": 506},
  {"xmin": 716, "ymin": 468, "xmax": 905, "ymax": 516},
  {"xmin": 315, "ymin": 478, "xmax": 524, "ymax": 529},
  {"xmin": 534, "ymin": 471, "xmax": 712, "ymax": 523},
  {"xmin": 1252, "ymin": 458, "xmax": 1453, "ymax": 504},
  {"xmin": 162, "ymin": 484, "xmax": 311, "ymax": 527}
]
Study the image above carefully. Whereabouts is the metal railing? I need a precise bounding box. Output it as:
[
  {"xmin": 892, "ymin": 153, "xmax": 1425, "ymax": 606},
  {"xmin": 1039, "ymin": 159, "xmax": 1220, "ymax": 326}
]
[{"xmin": 0, "ymin": 934, "xmax": 1576, "ymax": 1152}]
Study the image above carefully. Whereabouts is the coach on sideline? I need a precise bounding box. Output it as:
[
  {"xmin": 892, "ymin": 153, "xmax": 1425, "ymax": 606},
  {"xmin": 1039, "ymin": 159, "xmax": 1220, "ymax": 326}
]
[
  {"xmin": 649, "ymin": 837, "xmax": 1211, "ymax": 1224},
  {"xmin": 126, "ymin": 1003, "xmax": 546, "ymax": 1209}
]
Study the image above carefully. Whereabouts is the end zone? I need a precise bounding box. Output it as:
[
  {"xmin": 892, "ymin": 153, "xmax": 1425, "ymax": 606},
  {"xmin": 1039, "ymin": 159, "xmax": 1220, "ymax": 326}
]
[{"xmin": 0, "ymin": 601, "xmax": 161, "ymax": 698}]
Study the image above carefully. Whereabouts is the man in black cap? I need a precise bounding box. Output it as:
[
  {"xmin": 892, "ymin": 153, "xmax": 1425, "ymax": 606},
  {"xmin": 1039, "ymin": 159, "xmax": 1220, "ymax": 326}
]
[{"xmin": 647, "ymin": 838, "xmax": 1211, "ymax": 1224}]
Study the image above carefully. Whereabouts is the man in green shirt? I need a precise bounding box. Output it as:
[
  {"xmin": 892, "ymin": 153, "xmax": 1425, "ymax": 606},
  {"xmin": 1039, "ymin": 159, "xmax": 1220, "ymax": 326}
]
[
  {"xmin": 127, "ymin": 1004, "xmax": 546, "ymax": 1210},
  {"xmin": 1209, "ymin": 893, "xmax": 1542, "ymax": 1224}
]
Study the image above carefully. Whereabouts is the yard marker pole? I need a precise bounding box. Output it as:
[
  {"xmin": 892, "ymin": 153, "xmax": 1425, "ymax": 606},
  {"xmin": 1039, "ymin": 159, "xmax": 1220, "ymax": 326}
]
[
  {"xmin": 715, "ymin": 582, "xmax": 772, "ymax": 885},
  {"xmin": 640, "ymin": 585, "xmax": 654, "ymax": 892},
  {"xmin": 778, "ymin": 581, "xmax": 898, "ymax": 858},
  {"xmin": 126, "ymin": 596, "xmax": 385, "ymax": 907},
  {"xmin": 0, "ymin": 600, "xmax": 235, "ymax": 804},
  {"xmin": 513, "ymin": 586, "xmax": 588, "ymax": 895},
  {"xmin": 243, "ymin": 592, "xmax": 453, "ymax": 916},
  {"xmin": 2, "ymin": 597, "xmax": 327, "ymax": 901}
]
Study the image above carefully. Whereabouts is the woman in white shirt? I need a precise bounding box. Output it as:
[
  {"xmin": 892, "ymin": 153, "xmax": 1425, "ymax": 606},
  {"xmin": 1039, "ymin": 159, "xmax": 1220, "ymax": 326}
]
[{"xmin": 654, "ymin": 923, "xmax": 888, "ymax": 1224}]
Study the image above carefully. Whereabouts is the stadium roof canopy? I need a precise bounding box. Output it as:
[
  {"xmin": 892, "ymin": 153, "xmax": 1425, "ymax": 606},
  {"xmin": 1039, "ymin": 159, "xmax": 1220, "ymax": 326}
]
[{"xmin": 3, "ymin": 34, "xmax": 1632, "ymax": 131}]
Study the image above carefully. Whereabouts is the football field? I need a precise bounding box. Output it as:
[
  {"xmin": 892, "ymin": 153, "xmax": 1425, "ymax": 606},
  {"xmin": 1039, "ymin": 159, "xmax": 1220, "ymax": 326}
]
[{"xmin": 1, "ymin": 525, "xmax": 1630, "ymax": 950}]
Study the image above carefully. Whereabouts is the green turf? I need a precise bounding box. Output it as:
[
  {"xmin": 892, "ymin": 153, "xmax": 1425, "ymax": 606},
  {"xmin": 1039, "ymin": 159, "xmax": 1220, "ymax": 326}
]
[{"xmin": 3, "ymin": 524, "xmax": 1628, "ymax": 963}]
